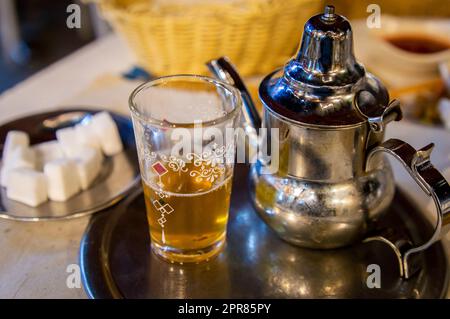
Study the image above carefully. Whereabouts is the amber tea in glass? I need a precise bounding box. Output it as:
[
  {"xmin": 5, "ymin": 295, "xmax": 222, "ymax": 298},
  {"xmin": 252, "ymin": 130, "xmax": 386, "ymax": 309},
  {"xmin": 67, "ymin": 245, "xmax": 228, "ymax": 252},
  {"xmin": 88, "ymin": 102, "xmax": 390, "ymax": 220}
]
[{"xmin": 129, "ymin": 75, "xmax": 241, "ymax": 263}]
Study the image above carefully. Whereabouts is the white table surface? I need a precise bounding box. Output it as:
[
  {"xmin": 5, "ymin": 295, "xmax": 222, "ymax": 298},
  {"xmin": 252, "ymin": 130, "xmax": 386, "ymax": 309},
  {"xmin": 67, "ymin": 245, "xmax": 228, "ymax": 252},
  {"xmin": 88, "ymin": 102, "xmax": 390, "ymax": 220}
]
[{"xmin": 0, "ymin": 33, "xmax": 449, "ymax": 298}]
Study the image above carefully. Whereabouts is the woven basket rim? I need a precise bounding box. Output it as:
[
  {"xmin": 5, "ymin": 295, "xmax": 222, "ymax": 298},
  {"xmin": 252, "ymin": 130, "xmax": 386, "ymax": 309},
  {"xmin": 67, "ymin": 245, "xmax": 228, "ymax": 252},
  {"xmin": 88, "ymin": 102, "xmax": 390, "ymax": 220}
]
[
  {"xmin": 99, "ymin": 0, "xmax": 320, "ymax": 19},
  {"xmin": 94, "ymin": 0, "xmax": 323, "ymax": 76}
]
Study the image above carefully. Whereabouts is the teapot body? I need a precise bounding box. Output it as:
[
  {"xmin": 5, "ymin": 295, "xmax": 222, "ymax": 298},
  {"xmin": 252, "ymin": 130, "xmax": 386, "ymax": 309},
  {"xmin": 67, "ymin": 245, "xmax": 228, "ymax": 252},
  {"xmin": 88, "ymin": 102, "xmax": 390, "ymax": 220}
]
[
  {"xmin": 207, "ymin": 5, "xmax": 450, "ymax": 274},
  {"xmin": 249, "ymin": 105, "xmax": 395, "ymax": 248},
  {"xmin": 247, "ymin": 60, "xmax": 397, "ymax": 248}
]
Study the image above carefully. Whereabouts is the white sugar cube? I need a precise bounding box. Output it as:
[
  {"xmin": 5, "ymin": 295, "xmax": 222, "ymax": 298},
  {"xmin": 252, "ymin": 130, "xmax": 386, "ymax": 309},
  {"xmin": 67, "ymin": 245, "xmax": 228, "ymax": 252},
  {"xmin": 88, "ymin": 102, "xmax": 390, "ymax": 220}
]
[
  {"xmin": 56, "ymin": 122, "xmax": 104, "ymax": 157},
  {"xmin": 6, "ymin": 168, "xmax": 48, "ymax": 207},
  {"xmin": 72, "ymin": 147, "xmax": 103, "ymax": 190},
  {"xmin": 74, "ymin": 122, "xmax": 102, "ymax": 152},
  {"xmin": 33, "ymin": 140, "xmax": 65, "ymax": 169},
  {"xmin": 1, "ymin": 145, "xmax": 36, "ymax": 187},
  {"xmin": 7, "ymin": 145, "xmax": 35, "ymax": 169},
  {"xmin": 2, "ymin": 131, "xmax": 29, "ymax": 166},
  {"xmin": 56, "ymin": 127, "xmax": 80, "ymax": 158},
  {"xmin": 44, "ymin": 159, "xmax": 81, "ymax": 201},
  {"xmin": 91, "ymin": 112, "xmax": 123, "ymax": 156}
]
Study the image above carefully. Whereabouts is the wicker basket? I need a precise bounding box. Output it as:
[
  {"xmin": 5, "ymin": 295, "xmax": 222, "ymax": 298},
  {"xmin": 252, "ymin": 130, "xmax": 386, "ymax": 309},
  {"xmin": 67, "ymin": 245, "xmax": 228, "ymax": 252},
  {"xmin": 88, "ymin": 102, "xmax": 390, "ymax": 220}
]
[{"xmin": 98, "ymin": 0, "xmax": 322, "ymax": 76}]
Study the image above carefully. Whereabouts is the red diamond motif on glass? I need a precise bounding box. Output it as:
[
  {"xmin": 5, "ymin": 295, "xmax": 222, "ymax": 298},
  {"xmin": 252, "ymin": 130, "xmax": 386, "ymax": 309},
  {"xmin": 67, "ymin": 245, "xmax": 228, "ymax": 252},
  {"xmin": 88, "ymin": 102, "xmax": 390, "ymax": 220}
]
[{"xmin": 152, "ymin": 161, "xmax": 168, "ymax": 176}]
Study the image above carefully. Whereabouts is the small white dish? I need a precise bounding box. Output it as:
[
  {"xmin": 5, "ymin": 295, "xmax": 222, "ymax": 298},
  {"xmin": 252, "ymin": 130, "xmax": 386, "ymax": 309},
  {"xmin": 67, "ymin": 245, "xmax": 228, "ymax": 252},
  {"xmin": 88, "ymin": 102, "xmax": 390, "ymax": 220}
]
[
  {"xmin": 0, "ymin": 109, "xmax": 140, "ymax": 221},
  {"xmin": 353, "ymin": 16, "xmax": 450, "ymax": 86}
]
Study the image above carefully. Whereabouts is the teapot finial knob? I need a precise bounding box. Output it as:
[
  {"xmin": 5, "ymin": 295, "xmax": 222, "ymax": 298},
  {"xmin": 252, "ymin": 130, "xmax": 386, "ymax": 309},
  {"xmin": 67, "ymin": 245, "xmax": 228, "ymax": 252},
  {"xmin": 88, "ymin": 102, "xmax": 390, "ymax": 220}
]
[
  {"xmin": 285, "ymin": 5, "xmax": 364, "ymax": 87},
  {"xmin": 322, "ymin": 5, "xmax": 336, "ymax": 21}
]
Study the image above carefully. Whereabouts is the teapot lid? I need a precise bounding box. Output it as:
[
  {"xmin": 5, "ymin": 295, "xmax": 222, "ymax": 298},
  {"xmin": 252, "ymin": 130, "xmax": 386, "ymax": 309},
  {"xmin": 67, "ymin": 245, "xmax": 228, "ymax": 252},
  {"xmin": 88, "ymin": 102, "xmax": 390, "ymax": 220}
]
[{"xmin": 259, "ymin": 5, "xmax": 390, "ymax": 127}]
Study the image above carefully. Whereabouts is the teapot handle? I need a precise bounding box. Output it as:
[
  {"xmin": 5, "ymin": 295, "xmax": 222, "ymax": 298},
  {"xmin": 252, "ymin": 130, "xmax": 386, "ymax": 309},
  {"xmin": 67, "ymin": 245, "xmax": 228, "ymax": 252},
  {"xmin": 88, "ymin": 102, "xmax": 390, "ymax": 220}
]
[{"xmin": 365, "ymin": 138, "xmax": 450, "ymax": 279}]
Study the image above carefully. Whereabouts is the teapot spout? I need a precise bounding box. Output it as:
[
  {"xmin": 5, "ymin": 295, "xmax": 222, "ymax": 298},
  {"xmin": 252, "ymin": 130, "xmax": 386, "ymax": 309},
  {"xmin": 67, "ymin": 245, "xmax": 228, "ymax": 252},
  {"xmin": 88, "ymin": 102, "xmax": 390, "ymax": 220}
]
[{"xmin": 207, "ymin": 57, "xmax": 262, "ymax": 129}]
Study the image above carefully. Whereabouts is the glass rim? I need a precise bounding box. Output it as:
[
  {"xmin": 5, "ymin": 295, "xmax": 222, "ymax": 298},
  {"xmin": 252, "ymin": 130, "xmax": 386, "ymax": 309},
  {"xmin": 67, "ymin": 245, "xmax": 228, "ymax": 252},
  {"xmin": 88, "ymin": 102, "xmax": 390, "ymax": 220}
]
[{"xmin": 128, "ymin": 74, "xmax": 242, "ymax": 128}]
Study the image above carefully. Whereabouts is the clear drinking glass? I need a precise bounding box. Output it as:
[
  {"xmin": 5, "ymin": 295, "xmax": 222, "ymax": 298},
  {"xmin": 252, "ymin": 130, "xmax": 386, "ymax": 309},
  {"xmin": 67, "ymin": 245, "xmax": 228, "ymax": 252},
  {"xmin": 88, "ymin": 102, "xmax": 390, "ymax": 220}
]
[{"xmin": 129, "ymin": 75, "xmax": 241, "ymax": 263}]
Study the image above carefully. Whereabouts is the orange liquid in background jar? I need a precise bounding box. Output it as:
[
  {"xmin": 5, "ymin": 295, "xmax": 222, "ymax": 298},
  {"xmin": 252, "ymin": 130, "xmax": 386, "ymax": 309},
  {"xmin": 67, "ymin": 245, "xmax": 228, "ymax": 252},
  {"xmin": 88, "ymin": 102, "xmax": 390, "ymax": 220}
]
[
  {"xmin": 384, "ymin": 34, "xmax": 450, "ymax": 54},
  {"xmin": 142, "ymin": 160, "xmax": 233, "ymax": 263}
]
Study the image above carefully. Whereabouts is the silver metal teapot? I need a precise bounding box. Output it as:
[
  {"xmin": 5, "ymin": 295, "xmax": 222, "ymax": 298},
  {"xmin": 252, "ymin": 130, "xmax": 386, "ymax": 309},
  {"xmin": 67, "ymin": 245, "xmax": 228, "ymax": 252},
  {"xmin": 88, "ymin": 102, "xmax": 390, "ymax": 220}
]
[{"xmin": 208, "ymin": 6, "xmax": 450, "ymax": 278}]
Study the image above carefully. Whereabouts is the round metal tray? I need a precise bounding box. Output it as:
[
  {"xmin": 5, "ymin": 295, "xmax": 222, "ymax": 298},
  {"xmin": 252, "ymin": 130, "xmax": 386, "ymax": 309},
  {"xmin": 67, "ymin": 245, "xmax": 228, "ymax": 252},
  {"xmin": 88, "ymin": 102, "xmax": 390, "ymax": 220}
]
[
  {"xmin": 80, "ymin": 164, "xmax": 449, "ymax": 298},
  {"xmin": 0, "ymin": 109, "xmax": 140, "ymax": 221}
]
